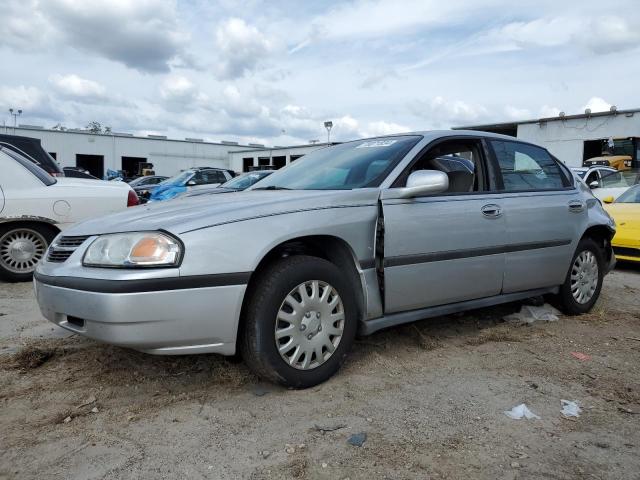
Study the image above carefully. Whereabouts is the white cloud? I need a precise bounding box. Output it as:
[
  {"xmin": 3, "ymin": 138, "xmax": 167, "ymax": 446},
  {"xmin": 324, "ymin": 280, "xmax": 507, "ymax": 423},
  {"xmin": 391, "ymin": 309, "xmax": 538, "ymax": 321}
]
[
  {"xmin": 539, "ymin": 105, "xmax": 561, "ymax": 118},
  {"xmin": 363, "ymin": 120, "xmax": 411, "ymax": 137},
  {"xmin": 582, "ymin": 97, "xmax": 612, "ymax": 113},
  {"xmin": 1, "ymin": 0, "xmax": 187, "ymax": 72},
  {"xmin": 49, "ymin": 74, "xmax": 106, "ymax": 99},
  {"xmin": 579, "ymin": 16, "xmax": 640, "ymax": 54},
  {"xmin": 215, "ymin": 18, "xmax": 273, "ymax": 79},
  {"xmin": 409, "ymin": 96, "xmax": 489, "ymax": 128},
  {"xmin": 0, "ymin": 85, "xmax": 55, "ymax": 121},
  {"xmin": 504, "ymin": 106, "xmax": 532, "ymax": 120}
]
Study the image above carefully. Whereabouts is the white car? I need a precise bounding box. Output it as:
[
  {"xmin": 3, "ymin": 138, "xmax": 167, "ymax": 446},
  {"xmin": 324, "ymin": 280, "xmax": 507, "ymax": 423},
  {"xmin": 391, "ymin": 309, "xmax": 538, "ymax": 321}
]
[
  {"xmin": 571, "ymin": 166, "xmax": 617, "ymax": 188},
  {"xmin": 587, "ymin": 169, "xmax": 640, "ymax": 201},
  {"xmin": 0, "ymin": 146, "xmax": 138, "ymax": 281}
]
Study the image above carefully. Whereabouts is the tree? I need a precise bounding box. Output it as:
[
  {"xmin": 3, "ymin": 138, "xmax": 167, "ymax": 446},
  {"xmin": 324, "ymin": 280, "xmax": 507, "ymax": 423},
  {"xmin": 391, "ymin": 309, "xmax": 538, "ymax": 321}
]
[
  {"xmin": 85, "ymin": 121, "xmax": 112, "ymax": 134},
  {"xmin": 51, "ymin": 123, "xmax": 67, "ymax": 131}
]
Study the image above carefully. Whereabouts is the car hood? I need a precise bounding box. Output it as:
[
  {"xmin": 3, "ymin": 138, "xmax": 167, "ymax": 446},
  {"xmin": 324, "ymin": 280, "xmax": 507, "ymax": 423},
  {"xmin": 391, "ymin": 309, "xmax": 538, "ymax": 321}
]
[{"xmin": 63, "ymin": 188, "xmax": 381, "ymax": 236}]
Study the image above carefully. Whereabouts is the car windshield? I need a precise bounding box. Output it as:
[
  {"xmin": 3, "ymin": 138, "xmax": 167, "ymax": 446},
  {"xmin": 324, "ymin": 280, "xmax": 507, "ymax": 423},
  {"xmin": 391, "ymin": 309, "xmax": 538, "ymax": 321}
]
[
  {"xmin": 220, "ymin": 171, "xmax": 272, "ymax": 190},
  {"xmin": 599, "ymin": 169, "xmax": 640, "ymax": 188},
  {"xmin": 252, "ymin": 136, "xmax": 422, "ymax": 190},
  {"xmin": 615, "ymin": 185, "xmax": 640, "ymax": 203},
  {"xmin": 159, "ymin": 170, "xmax": 194, "ymax": 186}
]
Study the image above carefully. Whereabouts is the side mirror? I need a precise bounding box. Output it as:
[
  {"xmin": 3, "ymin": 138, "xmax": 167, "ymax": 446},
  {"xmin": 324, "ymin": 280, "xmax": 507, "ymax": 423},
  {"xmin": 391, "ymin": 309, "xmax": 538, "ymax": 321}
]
[
  {"xmin": 187, "ymin": 180, "xmax": 197, "ymax": 186},
  {"xmin": 589, "ymin": 181, "xmax": 599, "ymax": 189},
  {"xmin": 397, "ymin": 170, "xmax": 449, "ymax": 198},
  {"xmin": 602, "ymin": 196, "xmax": 614, "ymax": 204}
]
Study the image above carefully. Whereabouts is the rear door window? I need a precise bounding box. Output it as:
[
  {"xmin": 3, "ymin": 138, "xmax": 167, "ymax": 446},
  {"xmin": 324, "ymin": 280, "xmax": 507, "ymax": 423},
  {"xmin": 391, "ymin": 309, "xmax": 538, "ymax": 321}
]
[{"xmin": 490, "ymin": 141, "xmax": 569, "ymax": 191}]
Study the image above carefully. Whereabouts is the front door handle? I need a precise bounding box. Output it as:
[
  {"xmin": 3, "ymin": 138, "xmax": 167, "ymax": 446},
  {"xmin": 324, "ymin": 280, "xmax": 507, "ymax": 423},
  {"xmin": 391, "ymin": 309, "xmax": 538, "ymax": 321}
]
[
  {"xmin": 568, "ymin": 200, "xmax": 585, "ymax": 213},
  {"xmin": 481, "ymin": 204, "xmax": 502, "ymax": 218}
]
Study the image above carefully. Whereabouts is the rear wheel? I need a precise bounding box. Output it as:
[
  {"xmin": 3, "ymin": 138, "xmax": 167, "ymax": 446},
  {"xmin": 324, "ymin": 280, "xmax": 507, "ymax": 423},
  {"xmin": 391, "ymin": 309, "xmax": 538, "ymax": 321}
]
[
  {"xmin": 0, "ymin": 224, "xmax": 56, "ymax": 282},
  {"xmin": 552, "ymin": 238, "xmax": 604, "ymax": 315},
  {"xmin": 241, "ymin": 255, "xmax": 357, "ymax": 388}
]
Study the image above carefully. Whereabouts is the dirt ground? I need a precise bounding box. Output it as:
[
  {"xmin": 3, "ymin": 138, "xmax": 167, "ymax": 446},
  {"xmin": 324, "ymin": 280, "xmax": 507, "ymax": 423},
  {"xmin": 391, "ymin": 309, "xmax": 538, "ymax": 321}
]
[{"xmin": 1, "ymin": 266, "xmax": 639, "ymax": 480}]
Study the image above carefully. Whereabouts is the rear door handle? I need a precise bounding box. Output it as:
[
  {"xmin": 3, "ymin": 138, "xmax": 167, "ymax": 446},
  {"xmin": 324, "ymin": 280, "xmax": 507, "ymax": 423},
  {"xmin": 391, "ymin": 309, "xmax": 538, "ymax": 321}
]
[
  {"xmin": 481, "ymin": 204, "xmax": 502, "ymax": 218},
  {"xmin": 568, "ymin": 200, "xmax": 585, "ymax": 213}
]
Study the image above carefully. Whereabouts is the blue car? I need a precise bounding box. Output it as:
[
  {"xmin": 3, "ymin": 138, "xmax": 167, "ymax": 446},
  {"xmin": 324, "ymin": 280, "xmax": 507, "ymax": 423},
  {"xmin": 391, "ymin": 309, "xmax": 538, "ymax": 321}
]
[{"xmin": 148, "ymin": 167, "xmax": 234, "ymax": 202}]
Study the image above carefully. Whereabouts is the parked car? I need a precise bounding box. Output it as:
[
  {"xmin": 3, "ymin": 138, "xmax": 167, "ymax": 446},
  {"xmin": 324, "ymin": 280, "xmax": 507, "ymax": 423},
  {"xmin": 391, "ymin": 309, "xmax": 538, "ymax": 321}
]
[
  {"xmin": 0, "ymin": 133, "xmax": 63, "ymax": 176},
  {"xmin": 128, "ymin": 175, "xmax": 168, "ymax": 188},
  {"xmin": 141, "ymin": 167, "xmax": 235, "ymax": 203},
  {"xmin": 181, "ymin": 170, "xmax": 274, "ymax": 198},
  {"xmin": 570, "ymin": 166, "xmax": 617, "ymax": 187},
  {"xmin": 583, "ymin": 155, "xmax": 632, "ymax": 171},
  {"xmin": 63, "ymin": 167, "xmax": 99, "ymax": 179},
  {"xmin": 34, "ymin": 131, "xmax": 615, "ymax": 387},
  {"xmin": 588, "ymin": 169, "xmax": 640, "ymax": 201},
  {"xmin": 0, "ymin": 146, "xmax": 138, "ymax": 281},
  {"xmin": 602, "ymin": 185, "xmax": 640, "ymax": 263}
]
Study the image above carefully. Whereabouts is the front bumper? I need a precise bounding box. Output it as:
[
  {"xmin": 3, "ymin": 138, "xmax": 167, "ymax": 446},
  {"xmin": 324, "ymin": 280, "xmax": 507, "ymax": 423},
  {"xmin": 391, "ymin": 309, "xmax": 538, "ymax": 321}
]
[{"xmin": 34, "ymin": 274, "xmax": 246, "ymax": 355}]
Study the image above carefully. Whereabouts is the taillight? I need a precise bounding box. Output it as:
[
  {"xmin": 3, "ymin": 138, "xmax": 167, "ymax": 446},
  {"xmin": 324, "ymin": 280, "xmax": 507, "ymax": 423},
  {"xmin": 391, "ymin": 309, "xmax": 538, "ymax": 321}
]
[{"xmin": 127, "ymin": 189, "xmax": 139, "ymax": 207}]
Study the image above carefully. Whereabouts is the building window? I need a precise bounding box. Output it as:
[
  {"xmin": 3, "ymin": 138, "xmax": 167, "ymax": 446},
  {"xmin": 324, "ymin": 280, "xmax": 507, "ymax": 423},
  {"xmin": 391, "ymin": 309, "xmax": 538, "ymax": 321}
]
[
  {"xmin": 290, "ymin": 155, "xmax": 304, "ymax": 162},
  {"xmin": 273, "ymin": 156, "xmax": 286, "ymax": 169},
  {"xmin": 258, "ymin": 157, "xmax": 270, "ymax": 167},
  {"xmin": 121, "ymin": 156, "xmax": 147, "ymax": 177},
  {"xmin": 76, "ymin": 154, "xmax": 105, "ymax": 178},
  {"xmin": 243, "ymin": 157, "xmax": 254, "ymax": 172},
  {"xmin": 48, "ymin": 152, "xmax": 57, "ymax": 160}
]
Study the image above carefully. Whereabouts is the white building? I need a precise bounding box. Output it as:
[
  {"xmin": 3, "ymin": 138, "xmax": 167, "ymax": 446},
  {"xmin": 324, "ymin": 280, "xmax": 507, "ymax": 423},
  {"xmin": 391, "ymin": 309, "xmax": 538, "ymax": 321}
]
[
  {"xmin": 1, "ymin": 125, "xmax": 262, "ymax": 178},
  {"xmin": 456, "ymin": 107, "xmax": 640, "ymax": 167},
  {"xmin": 228, "ymin": 143, "xmax": 332, "ymax": 173}
]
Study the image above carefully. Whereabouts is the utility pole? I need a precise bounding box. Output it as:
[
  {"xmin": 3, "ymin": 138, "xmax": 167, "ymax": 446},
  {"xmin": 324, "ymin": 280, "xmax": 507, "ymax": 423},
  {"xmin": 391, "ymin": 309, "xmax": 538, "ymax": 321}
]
[
  {"xmin": 9, "ymin": 108, "xmax": 22, "ymax": 133},
  {"xmin": 324, "ymin": 121, "xmax": 333, "ymax": 144}
]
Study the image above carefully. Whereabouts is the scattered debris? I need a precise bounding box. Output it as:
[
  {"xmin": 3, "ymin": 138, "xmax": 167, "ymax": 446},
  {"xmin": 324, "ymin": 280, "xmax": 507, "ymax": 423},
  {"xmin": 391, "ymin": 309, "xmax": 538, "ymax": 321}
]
[
  {"xmin": 11, "ymin": 345, "xmax": 55, "ymax": 369},
  {"xmin": 618, "ymin": 406, "xmax": 640, "ymax": 415},
  {"xmin": 504, "ymin": 304, "xmax": 560, "ymax": 324},
  {"xmin": 63, "ymin": 416, "xmax": 72, "ymax": 424},
  {"xmin": 625, "ymin": 337, "xmax": 640, "ymax": 343},
  {"xmin": 90, "ymin": 407, "xmax": 99, "ymax": 414},
  {"xmin": 571, "ymin": 352, "xmax": 592, "ymax": 361},
  {"xmin": 560, "ymin": 400, "xmax": 582, "ymax": 418},
  {"xmin": 321, "ymin": 462, "xmax": 328, "ymax": 468},
  {"xmin": 76, "ymin": 395, "xmax": 96, "ymax": 409},
  {"xmin": 504, "ymin": 404, "xmax": 541, "ymax": 420},
  {"xmin": 313, "ymin": 423, "xmax": 347, "ymax": 433},
  {"xmin": 252, "ymin": 384, "xmax": 271, "ymax": 397},
  {"xmin": 285, "ymin": 444, "xmax": 296, "ymax": 454},
  {"xmin": 347, "ymin": 432, "xmax": 367, "ymax": 447},
  {"xmin": 260, "ymin": 451, "xmax": 270, "ymax": 459},
  {"xmin": 510, "ymin": 462, "xmax": 521, "ymax": 469}
]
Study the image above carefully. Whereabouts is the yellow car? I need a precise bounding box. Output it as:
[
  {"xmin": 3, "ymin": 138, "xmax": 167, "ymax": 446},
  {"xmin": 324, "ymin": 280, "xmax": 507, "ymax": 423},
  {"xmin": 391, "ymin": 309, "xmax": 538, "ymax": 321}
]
[{"xmin": 603, "ymin": 185, "xmax": 640, "ymax": 262}]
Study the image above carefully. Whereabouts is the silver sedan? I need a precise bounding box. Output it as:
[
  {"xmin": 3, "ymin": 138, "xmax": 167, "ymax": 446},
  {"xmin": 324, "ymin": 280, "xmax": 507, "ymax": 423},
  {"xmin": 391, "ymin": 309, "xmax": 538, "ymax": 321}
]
[{"xmin": 34, "ymin": 131, "xmax": 616, "ymax": 387}]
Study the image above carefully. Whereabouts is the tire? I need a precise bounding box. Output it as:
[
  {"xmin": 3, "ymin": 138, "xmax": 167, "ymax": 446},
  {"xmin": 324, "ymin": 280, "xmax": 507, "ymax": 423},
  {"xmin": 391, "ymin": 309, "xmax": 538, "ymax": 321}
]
[
  {"xmin": 551, "ymin": 238, "xmax": 604, "ymax": 315},
  {"xmin": 0, "ymin": 223, "xmax": 56, "ymax": 282},
  {"xmin": 241, "ymin": 255, "xmax": 358, "ymax": 388}
]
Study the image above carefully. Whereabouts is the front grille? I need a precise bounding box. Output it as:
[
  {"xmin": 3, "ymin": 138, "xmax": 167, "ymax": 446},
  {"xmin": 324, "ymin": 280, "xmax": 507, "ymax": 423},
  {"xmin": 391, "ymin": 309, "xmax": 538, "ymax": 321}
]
[
  {"xmin": 613, "ymin": 246, "xmax": 640, "ymax": 259},
  {"xmin": 46, "ymin": 235, "xmax": 91, "ymax": 263}
]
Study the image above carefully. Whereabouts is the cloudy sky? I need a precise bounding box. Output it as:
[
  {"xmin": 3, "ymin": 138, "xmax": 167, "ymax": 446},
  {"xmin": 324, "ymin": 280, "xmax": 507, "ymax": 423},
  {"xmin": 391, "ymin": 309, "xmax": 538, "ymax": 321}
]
[{"xmin": 1, "ymin": 0, "xmax": 639, "ymax": 145}]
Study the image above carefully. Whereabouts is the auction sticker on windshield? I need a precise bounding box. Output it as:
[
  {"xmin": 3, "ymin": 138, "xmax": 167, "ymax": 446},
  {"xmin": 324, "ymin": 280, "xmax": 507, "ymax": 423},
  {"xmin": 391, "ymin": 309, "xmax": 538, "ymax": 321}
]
[{"xmin": 356, "ymin": 140, "xmax": 398, "ymax": 148}]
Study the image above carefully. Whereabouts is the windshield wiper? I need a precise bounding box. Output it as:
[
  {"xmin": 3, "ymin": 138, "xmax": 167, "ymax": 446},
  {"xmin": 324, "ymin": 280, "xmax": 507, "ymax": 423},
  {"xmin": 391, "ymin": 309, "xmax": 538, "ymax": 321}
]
[{"xmin": 252, "ymin": 185, "xmax": 291, "ymax": 190}]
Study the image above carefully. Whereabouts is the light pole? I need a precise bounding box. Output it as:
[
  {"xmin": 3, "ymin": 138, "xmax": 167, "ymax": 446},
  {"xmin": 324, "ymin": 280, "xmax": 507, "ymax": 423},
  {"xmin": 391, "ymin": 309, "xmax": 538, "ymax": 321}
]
[
  {"xmin": 324, "ymin": 120, "xmax": 333, "ymax": 144},
  {"xmin": 9, "ymin": 108, "xmax": 22, "ymax": 133}
]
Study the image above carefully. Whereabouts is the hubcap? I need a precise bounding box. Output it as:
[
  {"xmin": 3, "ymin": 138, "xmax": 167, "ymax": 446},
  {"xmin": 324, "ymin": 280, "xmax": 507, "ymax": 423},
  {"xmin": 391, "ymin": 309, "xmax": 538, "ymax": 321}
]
[
  {"xmin": 0, "ymin": 228, "xmax": 47, "ymax": 274},
  {"xmin": 275, "ymin": 280, "xmax": 345, "ymax": 370},
  {"xmin": 570, "ymin": 250, "xmax": 599, "ymax": 304}
]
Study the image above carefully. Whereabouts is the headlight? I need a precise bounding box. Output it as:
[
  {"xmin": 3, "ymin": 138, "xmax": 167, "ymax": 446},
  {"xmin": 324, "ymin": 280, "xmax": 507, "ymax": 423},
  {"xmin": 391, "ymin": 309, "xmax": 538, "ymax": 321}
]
[{"xmin": 83, "ymin": 232, "xmax": 182, "ymax": 267}]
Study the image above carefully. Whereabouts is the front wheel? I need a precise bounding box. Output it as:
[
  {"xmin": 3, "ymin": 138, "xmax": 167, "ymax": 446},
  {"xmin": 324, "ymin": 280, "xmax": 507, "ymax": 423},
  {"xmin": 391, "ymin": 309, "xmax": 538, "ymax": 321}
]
[
  {"xmin": 0, "ymin": 224, "xmax": 56, "ymax": 282},
  {"xmin": 552, "ymin": 238, "xmax": 604, "ymax": 315},
  {"xmin": 241, "ymin": 255, "xmax": 358, "ymax": 388}
]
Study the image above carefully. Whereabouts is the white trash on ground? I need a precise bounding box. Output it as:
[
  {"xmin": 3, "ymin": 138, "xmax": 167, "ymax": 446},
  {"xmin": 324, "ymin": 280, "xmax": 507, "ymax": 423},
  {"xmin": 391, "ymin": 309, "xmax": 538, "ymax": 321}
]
[
  {"xmin": 504, "ymin": 304, "xmax": 560, "ymax": 324},
  {"xmin": 561, "ymin": 400, "xmax": 582, "ymax": 417},
  {"xmin": 504, "ymin": 403, "xmax": 541, "ymax": 420}
]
